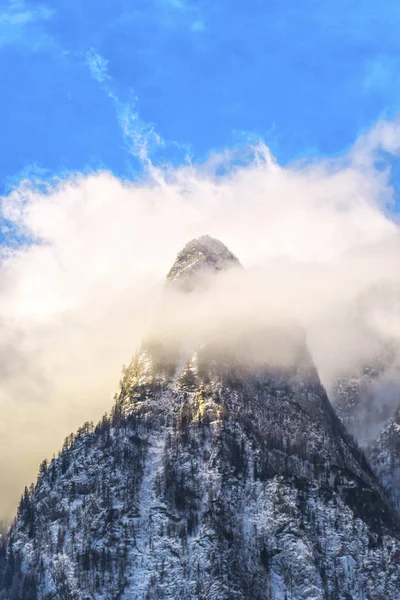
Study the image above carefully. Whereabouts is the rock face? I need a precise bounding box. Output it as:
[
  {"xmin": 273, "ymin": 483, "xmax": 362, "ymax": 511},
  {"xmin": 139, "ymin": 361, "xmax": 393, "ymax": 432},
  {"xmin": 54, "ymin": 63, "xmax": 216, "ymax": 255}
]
[{"xmin": 1, "ymin": 237, "xmax": 400, "ymax": 600}]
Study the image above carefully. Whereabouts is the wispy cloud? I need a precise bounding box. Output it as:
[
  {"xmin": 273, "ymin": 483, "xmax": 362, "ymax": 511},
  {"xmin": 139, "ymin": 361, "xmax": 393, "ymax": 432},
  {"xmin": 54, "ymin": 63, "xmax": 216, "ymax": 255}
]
[
  {"xmin": 113, "ymin": 93, "xmax": 164, "ymax": 161},
  {"xmin": 157, "ymin": 0, "xmax": 206, "ymax": 33},
  {"xmin": 0, "ymin": 0, "xmax": 53, "ymax": 49},
  {"xmin": 85, "ymin": 47, "xmax": 111, "ymax": 84},
  {"xmin": 162, "ymin": 0, "xmax": 190, "ymax": 10},
  {"xmin": 82, "ymin": 48, "xmax": 184, "ymax": 164},
  {"xmin": 191, "ymin": 19, "xmax": 205, "ymax": 32}
]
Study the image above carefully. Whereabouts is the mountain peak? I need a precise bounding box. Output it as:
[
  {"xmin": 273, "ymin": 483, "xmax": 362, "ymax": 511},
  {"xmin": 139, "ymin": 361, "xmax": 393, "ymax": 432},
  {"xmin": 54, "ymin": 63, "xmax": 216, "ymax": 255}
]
[{"xmin": 166, "ymin": 235, "xmax": 241, "ymax": 290}]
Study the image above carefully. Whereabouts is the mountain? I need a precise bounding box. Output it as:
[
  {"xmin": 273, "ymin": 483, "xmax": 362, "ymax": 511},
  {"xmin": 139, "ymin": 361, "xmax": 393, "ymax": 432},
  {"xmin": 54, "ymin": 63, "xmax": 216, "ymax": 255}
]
[{"xmin": 1, "ymin": 236, "xmax": 400, "ymax": 600}]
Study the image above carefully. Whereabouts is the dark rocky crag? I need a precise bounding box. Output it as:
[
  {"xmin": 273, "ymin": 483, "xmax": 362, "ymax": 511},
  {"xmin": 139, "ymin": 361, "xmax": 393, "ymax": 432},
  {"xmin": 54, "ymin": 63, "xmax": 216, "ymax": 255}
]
[{"xmin": 1, "ymin": 236, "xmax": 400, "ymax": 600}]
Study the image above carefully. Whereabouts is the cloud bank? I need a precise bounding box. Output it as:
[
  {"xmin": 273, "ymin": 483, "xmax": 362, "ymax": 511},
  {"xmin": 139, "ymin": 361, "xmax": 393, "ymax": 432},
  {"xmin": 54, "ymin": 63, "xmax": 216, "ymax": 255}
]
[{"xmin": 0, "ymin": 120, "xmax": 400, "ymax": 518}]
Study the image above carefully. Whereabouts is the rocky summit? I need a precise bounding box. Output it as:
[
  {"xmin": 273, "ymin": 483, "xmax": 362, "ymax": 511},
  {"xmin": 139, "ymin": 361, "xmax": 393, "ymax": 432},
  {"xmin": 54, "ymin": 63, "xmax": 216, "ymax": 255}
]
[
  {"xmin": 1, "ymin": 238, "xmax": 400, "ymax": 600},
  {"xmin": 165, "ymin": 235, "xmax": 241, "ymax": 290}
]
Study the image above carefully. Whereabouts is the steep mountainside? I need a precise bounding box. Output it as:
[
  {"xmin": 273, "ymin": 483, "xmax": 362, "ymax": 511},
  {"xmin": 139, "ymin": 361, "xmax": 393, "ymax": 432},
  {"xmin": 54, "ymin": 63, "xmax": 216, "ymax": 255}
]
[
  {"xmin": 1, "ymin": 237, "xmax": 400, "ymax": 600},
  {"xmin": 368, "ymin": 404, "xmax": 400, "ymax": 513},
  {"xmin": 330, "ymin": 340, "xmax": 400, "ymax": 517},
  {"xmin": 331, "ymin": 345, "xmax": 400, "ymax": 447}
]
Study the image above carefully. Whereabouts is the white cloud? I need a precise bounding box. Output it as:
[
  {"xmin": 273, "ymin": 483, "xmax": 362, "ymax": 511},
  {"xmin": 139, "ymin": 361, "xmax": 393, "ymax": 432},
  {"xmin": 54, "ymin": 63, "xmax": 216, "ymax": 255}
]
[
  {"xmin": 0, "ymin": 120, "xmax": 400, "ymax": 518},
  {"xmin": 352, "ymin": 118, "xmax": 400, "ymax": 166}
]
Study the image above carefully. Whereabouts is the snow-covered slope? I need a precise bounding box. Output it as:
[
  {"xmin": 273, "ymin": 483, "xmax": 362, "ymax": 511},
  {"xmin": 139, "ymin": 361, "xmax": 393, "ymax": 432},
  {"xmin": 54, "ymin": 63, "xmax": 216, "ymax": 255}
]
[{"xmin": 1, "ymin": 237, "xmax": 400, "ymax": 600}]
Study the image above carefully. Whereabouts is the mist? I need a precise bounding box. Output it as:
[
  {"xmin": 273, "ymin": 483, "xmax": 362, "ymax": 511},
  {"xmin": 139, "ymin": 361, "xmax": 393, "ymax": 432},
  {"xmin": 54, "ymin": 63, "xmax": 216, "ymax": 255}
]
[{"xmin": 0, "ymin": 119, "xmax": 400, "ymax": 518}]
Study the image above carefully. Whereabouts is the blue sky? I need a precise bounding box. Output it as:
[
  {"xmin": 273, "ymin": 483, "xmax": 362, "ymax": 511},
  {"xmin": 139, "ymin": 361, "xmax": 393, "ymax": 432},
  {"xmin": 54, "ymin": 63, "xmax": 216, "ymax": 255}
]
[{"xmin": 1, "ymin": 0, "xmax": 400, "ymax": 193}]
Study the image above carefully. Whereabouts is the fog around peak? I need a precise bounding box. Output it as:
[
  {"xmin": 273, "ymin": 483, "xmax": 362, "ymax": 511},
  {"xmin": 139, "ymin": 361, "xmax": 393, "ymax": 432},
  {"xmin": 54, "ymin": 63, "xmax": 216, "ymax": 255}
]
[{"xmin": 0, "ymin": 120, "xmax": 399, "ymax": 517}]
